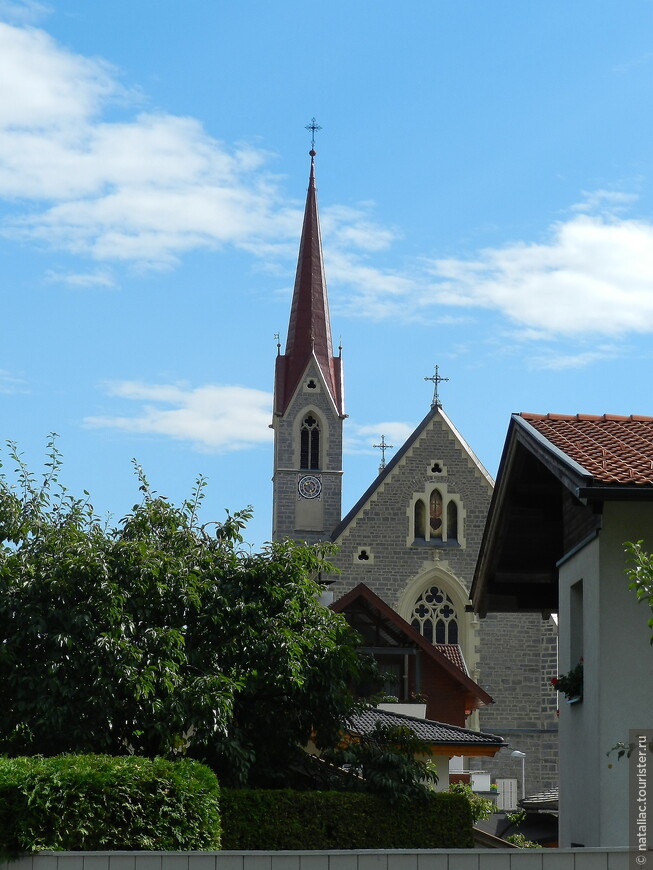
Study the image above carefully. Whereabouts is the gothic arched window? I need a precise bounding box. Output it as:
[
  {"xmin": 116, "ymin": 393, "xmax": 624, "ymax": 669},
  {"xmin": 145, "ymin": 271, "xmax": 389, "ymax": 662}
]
[
  {"xmin": 411, "ymin": 585, "xmax": 459, "ymax": 645},
  {"xmin": 447, "ymin": 500, "xmax": 458, "ymax": 541},
  {"xmin": 414, "ymin": 499, "xmax": 426, "ymax": 539},
  {"xmin": 429, "ymin": 489, "xmax": 443, "ymax": 539},
  {"xmin": 300, "ymin": 414, "xmax": 320, "ymax": 469}
]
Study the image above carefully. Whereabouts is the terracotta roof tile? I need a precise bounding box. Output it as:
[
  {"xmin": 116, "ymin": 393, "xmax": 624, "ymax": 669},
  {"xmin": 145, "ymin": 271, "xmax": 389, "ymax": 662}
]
[
  {"xmin": 434, "ymin": 643, "xmax": 469, "ymax": 675},
  {"xmin": 520, "ymin": 413, "xmax": 653, "ymax": 485}
]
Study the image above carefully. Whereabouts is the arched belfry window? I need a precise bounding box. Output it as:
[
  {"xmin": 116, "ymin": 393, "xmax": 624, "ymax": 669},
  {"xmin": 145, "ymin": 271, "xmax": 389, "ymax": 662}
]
[
  {"xmin": 414, "ymin": 499, "xmax": 426, "ymax": 539},
  {"xmin": 447, "ymin": 501, "xmax": 458, "ymax": 541},
  {"xmin": 300, "ymin": 414, "xmax": 320, "ymax": 470},
  {"xmin": 411, "ymin": 585, "xmax": 459, "ymax": 644},
  {"xmin": 410, "ymin": 487, "xmax": 463, "ymax": 547},
  {"xmin": 429, "ymin": 489, "xmax": 443, "ymax": 539}
]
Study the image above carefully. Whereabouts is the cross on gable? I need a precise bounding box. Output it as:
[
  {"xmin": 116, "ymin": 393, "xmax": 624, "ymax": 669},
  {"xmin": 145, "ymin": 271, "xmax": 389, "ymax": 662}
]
[
  {"xmin": 424, "ymin": 365, "xmax": 449, "ymax": 408},
  {"xmin": 373, "ymin": 434, "xmax": 395, "ymax": 471}
]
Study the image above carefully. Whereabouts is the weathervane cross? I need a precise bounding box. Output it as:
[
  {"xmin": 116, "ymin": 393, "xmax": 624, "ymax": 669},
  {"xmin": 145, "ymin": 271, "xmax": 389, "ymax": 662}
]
[
  {"xmin": 373, "ymin": 434, "xmax": 394, "ymax": 471},
  {"xmin": 305, "ymin": 117, "xmax": 322, "ymax": 150},
  {"xmin": 424, "ymin": 365, "xmax": 449, "ymax": 408}
]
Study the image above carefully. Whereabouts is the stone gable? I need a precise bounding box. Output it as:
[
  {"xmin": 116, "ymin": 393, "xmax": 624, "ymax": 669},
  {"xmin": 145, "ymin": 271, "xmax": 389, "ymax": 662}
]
[{"xmin": 329, "ymin": 407, "xmax": 558, "ymax": 798}]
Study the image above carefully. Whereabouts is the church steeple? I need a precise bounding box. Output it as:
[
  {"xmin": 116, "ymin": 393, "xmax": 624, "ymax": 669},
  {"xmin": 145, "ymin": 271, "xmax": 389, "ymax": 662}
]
[
  {"xmin": 271, "ymin": 139, "xmax": 345, "ymax": 543},
  {"xmin": 273, "ymin": 151, "xmax": 344, "ymax": 418}
]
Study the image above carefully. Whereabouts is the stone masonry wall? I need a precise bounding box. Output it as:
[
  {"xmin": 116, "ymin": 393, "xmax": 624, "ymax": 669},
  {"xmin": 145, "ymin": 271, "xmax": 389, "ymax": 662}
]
[
  {"xmin": 329, "ymin": 409, "xmax": 558, "ymax": 798},
  {"xmin": 474, "ymin": 612, "xmax": 559, "ymax": 798},
  {"xmin": 329, "ymin": 412, "xmax": 491, "ymax": 608},
  {"xmin": 272, "ymin": 359, "xmax": 342, "ymax": 543}
]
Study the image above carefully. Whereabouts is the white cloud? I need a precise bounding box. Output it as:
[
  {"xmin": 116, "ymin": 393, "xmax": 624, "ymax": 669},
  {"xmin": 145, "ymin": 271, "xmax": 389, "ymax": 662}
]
[
  {"xmin": 0, "ymin": 22, "xmax": 119, "ymax": 130},
  {"xmin": 529, "ymin": 346, "xmax": 620, "ymax": 371},
  {"xmin": 0, "ymin": 22, "xmax": 290, "ymax": 267},
  {"xmin": 612, "ymin": 52, "xmax": 653, "ymax": 75},
  {"xmin": 85, "ymin": 381, "xmax": 273, "ymax": 452},
  {"xmin": 45, "ymin": 268, "xmax": 115, "ymax": 288},
  {"xmin": 0, "ymin": 0, "xmax": 50, "ymax": 25},
  {"xmin": 426, "ymin": 212, "xmax": 653, "ymax": 338},
  {"xmin": 570, "ymin": 189, "xmax": 638, "ymax": 215},
  {"xmin": 4, "ymin": 21, "xmax": 653, "ymax": 348},
  {"xmin": 321, "ymin": 205, "xmax": 397, "ymax": 252},
  {"xmin": 345, "ymin": 421, "xmax": 416, "ymax": 455},
  {"xmin": 0, "ymin": 369, "xmax": 28, "ymax": 394}
]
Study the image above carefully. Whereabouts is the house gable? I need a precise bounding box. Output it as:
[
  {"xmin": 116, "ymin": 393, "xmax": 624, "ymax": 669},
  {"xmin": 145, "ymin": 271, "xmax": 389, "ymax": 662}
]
[
  {"xmin": 333, "ymin": 582, "xmax": 492, "ymax": 726},
  {"xmin": 471, "ymin": 412, "xmax": 653, "ymax": 616}
]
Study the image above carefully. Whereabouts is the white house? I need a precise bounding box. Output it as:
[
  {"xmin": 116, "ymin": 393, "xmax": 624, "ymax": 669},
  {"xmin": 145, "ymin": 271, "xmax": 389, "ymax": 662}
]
[{"xmin": 472, "ymin": 412, "xmax": 653, "ymax": 847}]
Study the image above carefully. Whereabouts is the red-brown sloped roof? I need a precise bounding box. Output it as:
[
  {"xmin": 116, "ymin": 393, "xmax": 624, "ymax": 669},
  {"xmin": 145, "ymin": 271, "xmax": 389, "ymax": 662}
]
[
  {"xmin": 274, "ymin": 153, "xmax": 344, "ymax": 417},
  {"xmin": 521, "ymin": 413, "xmax": 653, "ymax": 485},
  {"xmin": 434, "ymin": 643, "xmax": 469, "ymax": 675},
  {"xmin": 332, "ymin": 583, "xmax": 493, "ymax": 709}
]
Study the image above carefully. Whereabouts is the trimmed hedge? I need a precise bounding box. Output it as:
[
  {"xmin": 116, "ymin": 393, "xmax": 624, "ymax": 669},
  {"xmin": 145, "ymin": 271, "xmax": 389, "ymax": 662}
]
[
  {"xmin": 221, "ymin": 788, "xmax": 473, "ymax": 849},
  {"xmin": 0, "ymin": 755, "xmax": 221, "ymax": 858}
]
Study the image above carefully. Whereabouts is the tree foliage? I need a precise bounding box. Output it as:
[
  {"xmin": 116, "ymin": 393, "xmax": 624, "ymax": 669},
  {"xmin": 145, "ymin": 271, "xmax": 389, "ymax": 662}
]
[
  {"xmin": 0, "ymin": 755, "xmax": 221, "ymax": 857},
  {"xmin": 0, "ymin": 438, "xmax": 367, "ymax": 786},
  {"xmin": 625, "ymin": 540, "xmax": 653, "ymax": 643},
  {"xmin": 448, "ymin": 781, "xmax": 494, "ymax": 823},
  {"xmin": 322, "ymin": 722, "xmax": 439, "ymax": 805}
]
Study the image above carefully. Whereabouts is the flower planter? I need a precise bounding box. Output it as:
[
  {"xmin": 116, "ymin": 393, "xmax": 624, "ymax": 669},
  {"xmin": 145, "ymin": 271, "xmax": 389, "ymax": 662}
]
[{"xmin": 377, "ymin": 702, "xmax": 427, "ymax": 718}]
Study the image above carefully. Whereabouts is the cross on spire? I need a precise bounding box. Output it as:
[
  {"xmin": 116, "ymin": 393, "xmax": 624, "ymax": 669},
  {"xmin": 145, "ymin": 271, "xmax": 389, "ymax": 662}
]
[
  {"xmin": 373, "ymin": 434, "xmax": 394, "ymax": 472},
  {"xmin": 305, "ymin": 117, "xmax": 322, "ymax": 151},
  {"xmin": 424, "ymin": 365, "xmax": 449, "ymax": 408}
]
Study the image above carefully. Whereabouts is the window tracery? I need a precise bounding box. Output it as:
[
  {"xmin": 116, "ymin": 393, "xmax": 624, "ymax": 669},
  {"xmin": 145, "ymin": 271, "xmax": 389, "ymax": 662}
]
[
  {"xmin": 300, "ymin": 414, "xmax": 320, "ymax": 469},
  {"xmin": 410, "ymin": 585, "xmax": 459, "ymax": 645},
  {"xmin": 411, "ymin": 487, "xmax": 462, "ymax": 546}
]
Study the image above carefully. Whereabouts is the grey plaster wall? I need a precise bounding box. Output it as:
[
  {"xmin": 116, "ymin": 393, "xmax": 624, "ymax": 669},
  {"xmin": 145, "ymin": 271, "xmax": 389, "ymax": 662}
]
[{"xmin": 558, "ymin": 502, "xmax": 653, "ymax": 847}]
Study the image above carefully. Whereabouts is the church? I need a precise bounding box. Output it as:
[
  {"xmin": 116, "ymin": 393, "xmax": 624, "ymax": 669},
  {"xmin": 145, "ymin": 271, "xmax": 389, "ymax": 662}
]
[{"xmin": 271, "ymin": 143, "xmax": 558, "ymax": 799}]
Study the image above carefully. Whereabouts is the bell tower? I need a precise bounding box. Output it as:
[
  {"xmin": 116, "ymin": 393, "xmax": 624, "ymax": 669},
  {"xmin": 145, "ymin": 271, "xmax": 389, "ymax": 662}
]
[{"xmin": 271, "ymin": 141, "xmax": 345, "ymax": 543}]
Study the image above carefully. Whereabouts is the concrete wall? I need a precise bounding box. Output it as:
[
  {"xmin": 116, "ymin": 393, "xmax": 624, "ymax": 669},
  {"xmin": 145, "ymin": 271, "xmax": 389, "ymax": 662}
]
[
  {"xmin": 558, "ymin": 535, "xmax": 599, "ymax": 848},
  {"xmin": 1, "ymin": 849, "xmax": 633, "ymax": 870}
]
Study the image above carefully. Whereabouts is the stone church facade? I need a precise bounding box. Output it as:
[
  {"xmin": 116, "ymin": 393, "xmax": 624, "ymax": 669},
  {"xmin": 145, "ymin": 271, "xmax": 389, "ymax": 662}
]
[{"xmin": 271, "ymin": 148, "xmax": 558, "ymax": 799}]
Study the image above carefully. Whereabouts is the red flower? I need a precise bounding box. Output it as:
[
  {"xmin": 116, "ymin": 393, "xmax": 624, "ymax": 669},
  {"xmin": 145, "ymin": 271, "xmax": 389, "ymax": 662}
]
[{"xmin": 550, "ymin": 677, "xmax": 559, "ymax": 687}]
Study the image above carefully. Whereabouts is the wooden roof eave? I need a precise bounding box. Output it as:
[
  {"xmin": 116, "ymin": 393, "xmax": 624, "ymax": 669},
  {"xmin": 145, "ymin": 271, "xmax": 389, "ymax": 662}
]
[
  {"xmin": 333, "ymin": 583, "xmax": 493, "ymax": 707},
  {"xmin": 471, "ymin": 415, "xmax": 571, "ymax": 617}
]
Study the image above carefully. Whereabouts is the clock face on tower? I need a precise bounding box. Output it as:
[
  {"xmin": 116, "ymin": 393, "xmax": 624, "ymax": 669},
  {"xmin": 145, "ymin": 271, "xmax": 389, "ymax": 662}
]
[{"xmin": 298, "ymin": 474, "xmax": 322, "ymax": 499}]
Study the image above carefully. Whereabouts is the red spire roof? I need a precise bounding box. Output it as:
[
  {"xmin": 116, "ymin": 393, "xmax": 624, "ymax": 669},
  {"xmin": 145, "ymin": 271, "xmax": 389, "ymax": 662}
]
[{"xmin": 274, "ymin": 153, "xmax": 344, "ymax": 417}]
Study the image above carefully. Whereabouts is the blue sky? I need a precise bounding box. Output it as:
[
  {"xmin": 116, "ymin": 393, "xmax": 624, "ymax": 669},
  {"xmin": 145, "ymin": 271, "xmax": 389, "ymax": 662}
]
[{"xmin": 3, "ymin": 0, "xmax": 653, "ymax": 547}]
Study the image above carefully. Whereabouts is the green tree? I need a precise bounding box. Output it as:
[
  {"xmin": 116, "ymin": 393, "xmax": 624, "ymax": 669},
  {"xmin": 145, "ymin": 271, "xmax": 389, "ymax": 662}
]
[
  {"xmin": 0, "ymin": 438, "xmax": 367, "ymax": 786},
  {"xmin": 322, "ymin": 722, "xmax": 439, "ymax": 805},
  {"xmin": 448, "ymin": 782, "xmax": 494, "ymax": 823},
  {"xmin": 625, "ymin": 540, "xmax": 653, "ymax": 643}
]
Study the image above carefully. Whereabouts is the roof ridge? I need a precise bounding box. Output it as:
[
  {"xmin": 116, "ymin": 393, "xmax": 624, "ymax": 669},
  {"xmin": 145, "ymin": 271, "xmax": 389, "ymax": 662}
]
[{"xmin": 520, "ymin": 412, "xmax": 653, "ymax": 423}]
